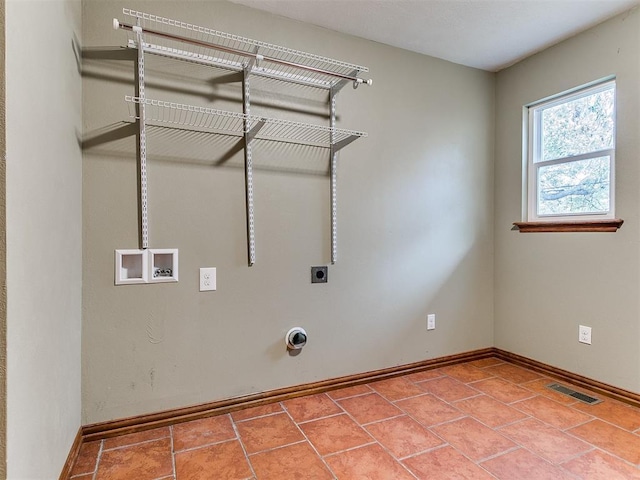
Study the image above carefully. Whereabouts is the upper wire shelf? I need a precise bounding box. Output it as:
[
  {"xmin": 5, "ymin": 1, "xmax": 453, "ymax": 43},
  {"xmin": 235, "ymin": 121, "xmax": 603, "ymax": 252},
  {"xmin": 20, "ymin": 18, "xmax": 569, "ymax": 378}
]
[
  {"xmin": 116, "ymin": 9, "xmax": 372, "ymax": 90},
  {"xmin": 126, "ymin": 96, "xmax": 367, "ymax": 149}
]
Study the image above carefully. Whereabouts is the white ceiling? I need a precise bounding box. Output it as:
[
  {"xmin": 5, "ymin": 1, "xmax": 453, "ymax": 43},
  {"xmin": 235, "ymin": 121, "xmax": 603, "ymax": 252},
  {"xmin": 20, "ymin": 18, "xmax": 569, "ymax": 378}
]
[{"xmin": 229, "ymin": 0, "xmax": 639, "ymax": 71}]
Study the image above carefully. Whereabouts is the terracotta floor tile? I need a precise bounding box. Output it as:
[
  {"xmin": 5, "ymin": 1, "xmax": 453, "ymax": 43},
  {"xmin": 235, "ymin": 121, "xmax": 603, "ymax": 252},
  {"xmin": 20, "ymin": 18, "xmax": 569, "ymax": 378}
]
[
  {"xmin": 173, "ymin": 414, "xmax": 236, "ymax": 452},
  {"xmin": 249, "ymin": 442, "xmax": 333, "ymax": 480},
  {"xmin": 572, "ymin": 398, "xmax": 640, "ymax": 431},
  {"xmin": 231, "ymin": 402, "xmax": 283, "ymax": 422},
  {"xmin": 454, "ymin": 395, "xmax": 528, "ymax": 428},
  {"xmin": 569, "ymin": 419, "xmax": 640, "ymax": 464},
  {"xmin": 562, "ymin": 449, "xmax": 640, "ymax": 479},
  {"xmin": 441, "ymin": 363, "xmax": 494, "ymax": 382},
  {"xmin": 521, "ymin": 379, "xmax": 582, "ymax": 404},
  {"xmin": 299, "ymin": 413, "xmax": 373, "ymax": 456},
  {"xmin": 369, "ymin": 376, "xmax": 424, "ymax": 401},
  {"xmin": 235, "ymin": 412, "xmax": 305, "ymax": 454},
  {"xmin": 485, "ymin": 363, "xmax": 542, "ymax": 383},
  {"xmin": 95, "ymin": 438, "xmax": 173, "ymax": 480},
  {"xmin": 283, "ymin": 393, "xmax": 343, "ymax": 423},
  {"xmin": 76, "ymin": 360, "xmax": 640, "ymax": 480},
  {"xmin": 325, "ymin": 443, "xmax": 415, "ymax": 480},
  {"xmin": 338, "ymin": 392, "xmax": 402, "ymax": 425},
  {"xmin": 403, "ymin": 445, "xmax": 495, "ymax": 480},
  {"xmin": 431, "ymin": 417, "xmax": 515, "ymax": 461},
  {"xmin": 481, "ymin": 448, "xmax": 576, "ymax": 480},
  {"xmin": 405, "ymin": 368, "xmax": 445, "ymax": 383},
  {"xmin": 396, "ymin": 394, "xmax": 464, "ymax": 427},
  {"xmin": 418, "ymin": 376, "xmax": 480, "ymax": 402},
  {"xmin": 365, "ymin": 415, "xmax": 444, "ymax": 459},
  {"xmin": 103, "ymin": 427, "xmax": 170, "ymax": 450},
  {"xmin": 467, "ymin": 357, "xmax": 504, "ymax": 368},
  {"xmin": 500, "ymin": 418, "xmax": 591, "ymax": 464},
  {"xmin": 512, "ymin": 395, "xmax": 592, "ymax": 430},
  {"xmin": 327, "ymin": 384, "xmax": 373, "ymax": 400},
  {"xmin": 175, "ymin": 439, "xmax": 253, "ymax": 480},
  {"xmin": 71, "ymin": 441, "xmax": 101, "ymax": 476},
  {"xmin": 470, "ymin": 376, "xmax": 536, "ymax": 403}
]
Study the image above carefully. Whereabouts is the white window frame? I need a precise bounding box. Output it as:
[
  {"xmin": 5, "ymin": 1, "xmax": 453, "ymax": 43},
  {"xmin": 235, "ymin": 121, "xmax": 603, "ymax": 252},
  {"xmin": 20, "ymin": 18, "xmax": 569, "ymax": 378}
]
[{"xmin": 524, "ymin": 79, "xmax": 616, "ymax": 222}]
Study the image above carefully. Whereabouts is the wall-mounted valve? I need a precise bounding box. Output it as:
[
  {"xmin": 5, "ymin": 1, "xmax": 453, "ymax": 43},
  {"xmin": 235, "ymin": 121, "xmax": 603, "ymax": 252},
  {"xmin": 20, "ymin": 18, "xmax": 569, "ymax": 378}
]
[{"xmin": 285, "ymin": 327, "xmax": 307, "ymax": 350}]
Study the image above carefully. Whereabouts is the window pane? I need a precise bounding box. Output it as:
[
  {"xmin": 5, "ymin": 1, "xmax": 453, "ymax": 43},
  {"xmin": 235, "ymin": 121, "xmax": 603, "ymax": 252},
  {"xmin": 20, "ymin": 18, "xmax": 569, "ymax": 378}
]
[
  {"xmin": 537, "ymin": 156, "xmax": 610, "ymax": 216},
  {"xmin": 540, "ymin": 87, "xmax": 614, "ymax": 162}
]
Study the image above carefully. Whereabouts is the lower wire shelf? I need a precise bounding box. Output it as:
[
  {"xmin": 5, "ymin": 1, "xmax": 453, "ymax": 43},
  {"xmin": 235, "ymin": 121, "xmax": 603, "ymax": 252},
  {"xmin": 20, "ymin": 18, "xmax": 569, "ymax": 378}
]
[{"xmin": 126, "ymin": 96, "xmax": 367, "ymax": 150}]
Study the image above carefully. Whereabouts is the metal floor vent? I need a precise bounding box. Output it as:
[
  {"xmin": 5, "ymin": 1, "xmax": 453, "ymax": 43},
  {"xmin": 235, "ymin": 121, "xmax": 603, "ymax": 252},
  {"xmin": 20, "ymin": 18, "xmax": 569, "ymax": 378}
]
[{"xmin": 547, "ymin": 383, "xmax": 602, "ymax": 405}]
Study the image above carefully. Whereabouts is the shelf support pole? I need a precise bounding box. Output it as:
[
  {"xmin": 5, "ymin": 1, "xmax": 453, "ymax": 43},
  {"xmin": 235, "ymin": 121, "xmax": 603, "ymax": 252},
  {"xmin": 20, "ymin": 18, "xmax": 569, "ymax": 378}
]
[
  {"xmin": 243, "ymin": 64, "xmax": 256, "ymax": 267},
  {"xmin": 329, "ymin": 90, "xmax": 338, "ymax": 264},
  {"xmin": 327, "ymin": 70, "xmax": 357, "ymax": 264},
  {"xmin": 135, "ymin": 20, "xmax": 149, "ymax": 250}
]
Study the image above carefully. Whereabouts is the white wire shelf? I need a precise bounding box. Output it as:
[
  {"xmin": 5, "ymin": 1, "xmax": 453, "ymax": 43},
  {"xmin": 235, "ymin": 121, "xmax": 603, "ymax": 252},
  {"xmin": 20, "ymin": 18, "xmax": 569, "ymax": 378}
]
[
  {"xmin": 117, "ymin": 9, "xmax": 372, "ymax": 90},
  {"xmin": 126, "ymin": 96, "xmax": 367, "ymax": 149}
]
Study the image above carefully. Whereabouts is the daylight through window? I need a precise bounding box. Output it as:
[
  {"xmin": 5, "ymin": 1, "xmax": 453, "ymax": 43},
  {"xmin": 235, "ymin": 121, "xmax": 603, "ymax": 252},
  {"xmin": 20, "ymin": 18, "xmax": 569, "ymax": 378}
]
[{"xmin": 526, "ymin": 80, "xmax": 616, "ymax": 221}]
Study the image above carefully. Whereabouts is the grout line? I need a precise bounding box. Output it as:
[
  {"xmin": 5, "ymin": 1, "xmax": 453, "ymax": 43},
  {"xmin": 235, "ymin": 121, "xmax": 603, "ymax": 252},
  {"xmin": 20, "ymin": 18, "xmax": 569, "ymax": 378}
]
[
  {"xmin": 101, "ymin": 434, "xmax": 172, "ymax": 452},
  {"xmin": 246, "ymin": 439, "xmax": 307, "ymax": 457},
  {"xmin": 296, "ymin": 411, "xmax": 345, "ymax": 425},
  {"xmin": 328, "ymin": 387, "xmax": 374, "ymax": 401},
  {"xmin": 557, "ymin": 445, "xmax": 598, "ymax": 465},
  {"xmin": 574, "ymin": 446, "xmax": 640, "ymax": 470},
  {"xmin": 173, "ymin": 436, "xmax": 240, "ymax": 455},
  {"xmin": 231, "ymin": 416, "xmax": 259, "ymax": 479},
  {"xmin": 440, "ymin": 392, "xmax": 485, "ymax": 404},
  {"xmin": 506, "ymin": 393, "xmax": 538, "ymax": 404},
  {"xmin": 405, "ymin": 372, "xmax": 447, "ymax": 383},
  {"xmin": 476, "ymin": 445, "xmax": 520, "ymax": 464},
  {"xmin": 169, "ymin": 425, "xmax": 177, "ymax": 479},
  {"xmin": 573, "ymin": 415, "xmax": 638, "ymax": 433},
  {"xmin": 495, "ymin": 417, "xmax": 531, "ymax": 435},
  {"xmin": 494, "ymin": 414, "xmax": 534, "ymax": 430},
  {"xmin": 359, "ymin": 413, "xmax": 406, "ymax": 427},
  {"xmin": 560, "ymin": 416, "xmax": 596, "ymax": 432},
  {"xmin": 322, "ymin": 440, "xmax": 378, "ymax": 459},
  {"xmin": 232, "ymin": 409, "xmax": 284, "ymax": 423},
  {"xmin": 361, "ymin": 413, "xmax": 408, "ymax": 427},
  {"xmin": 92, "ymin": 440, "xmax": 104, "ymax": 480},
  {"xmin": 421, "ymin": 413, "xmax": 468, "ymax": 430},
  {"xmin": 397, "ymin": 442, "xmax": 448, "ymax": 462}
]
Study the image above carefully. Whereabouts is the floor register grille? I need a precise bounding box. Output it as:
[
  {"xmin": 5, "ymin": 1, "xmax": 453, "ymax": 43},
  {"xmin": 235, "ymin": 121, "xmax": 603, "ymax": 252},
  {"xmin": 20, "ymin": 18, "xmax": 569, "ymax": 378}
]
[{"xmin": 547, "ymin": 383, "xmax": 602, "ymax": 405}]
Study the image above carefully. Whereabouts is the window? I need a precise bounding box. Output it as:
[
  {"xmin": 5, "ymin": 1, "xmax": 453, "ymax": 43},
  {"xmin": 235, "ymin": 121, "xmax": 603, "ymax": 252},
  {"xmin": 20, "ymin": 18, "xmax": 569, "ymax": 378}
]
[{"xmin": 525, "ymin": 80, "xmax": 616, "ymax": 222}]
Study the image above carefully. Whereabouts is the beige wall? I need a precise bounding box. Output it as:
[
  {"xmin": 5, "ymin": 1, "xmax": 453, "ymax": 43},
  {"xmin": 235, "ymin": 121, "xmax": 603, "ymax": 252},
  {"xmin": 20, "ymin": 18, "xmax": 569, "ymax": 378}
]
[
  {"xmin": 6, "ymin": 0, "xmax": 82, "ymax": 477},
  {"xmin": 495, "ymin": 8, "xmax": 640, "ymax": 392},
  {"xmin": 82, "ymin": 0, "xmax": 495, "ymax": 423}
]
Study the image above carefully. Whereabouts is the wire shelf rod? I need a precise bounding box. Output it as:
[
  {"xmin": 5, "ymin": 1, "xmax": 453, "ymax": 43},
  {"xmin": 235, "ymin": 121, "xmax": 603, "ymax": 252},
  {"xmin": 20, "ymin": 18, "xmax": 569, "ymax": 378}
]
[{"xmin": 114, "ymin": 19, "xmax": 373, "ymax": 88}]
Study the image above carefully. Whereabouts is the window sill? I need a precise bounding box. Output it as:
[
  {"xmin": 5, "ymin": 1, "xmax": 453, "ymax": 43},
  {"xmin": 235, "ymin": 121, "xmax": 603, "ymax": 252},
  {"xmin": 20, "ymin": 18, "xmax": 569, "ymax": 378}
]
[{"xmin": 513, "ymin": 219, "xmax": 624, "ymax": 233}]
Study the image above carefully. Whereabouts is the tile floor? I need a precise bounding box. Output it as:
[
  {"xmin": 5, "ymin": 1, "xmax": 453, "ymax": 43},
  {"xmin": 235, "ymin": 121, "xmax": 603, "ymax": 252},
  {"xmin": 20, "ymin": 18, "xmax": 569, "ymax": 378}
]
[{"xmin": 69, "ymin": 358, "xmax": 640, "ymax": 479}]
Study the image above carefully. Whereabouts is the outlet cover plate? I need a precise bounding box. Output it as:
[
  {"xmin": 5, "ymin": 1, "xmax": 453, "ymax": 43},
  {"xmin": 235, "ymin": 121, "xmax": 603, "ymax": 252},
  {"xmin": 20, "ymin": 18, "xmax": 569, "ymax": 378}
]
[
  {"xmin": 200, "ymin": 267, "xmax": 216, "ymax": 291},
  {"xmin": 579, "ymin": 325, "xmax": 592, "ymax": 345}
]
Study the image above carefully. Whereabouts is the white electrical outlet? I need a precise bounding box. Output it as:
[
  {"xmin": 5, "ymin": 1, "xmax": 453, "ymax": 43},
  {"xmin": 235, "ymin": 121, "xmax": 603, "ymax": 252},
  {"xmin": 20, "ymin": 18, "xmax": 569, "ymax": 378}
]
[
  {"xmin": 579, "ymin": 325, "xmax": 592, "ymax": 345},
  {"xmin": 199, "ymin": 267, "xmax": 216, "ymax": 292},
  {"xmin": 427, "ymin": 314, "xmax": 436, "ymax": 330}
]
